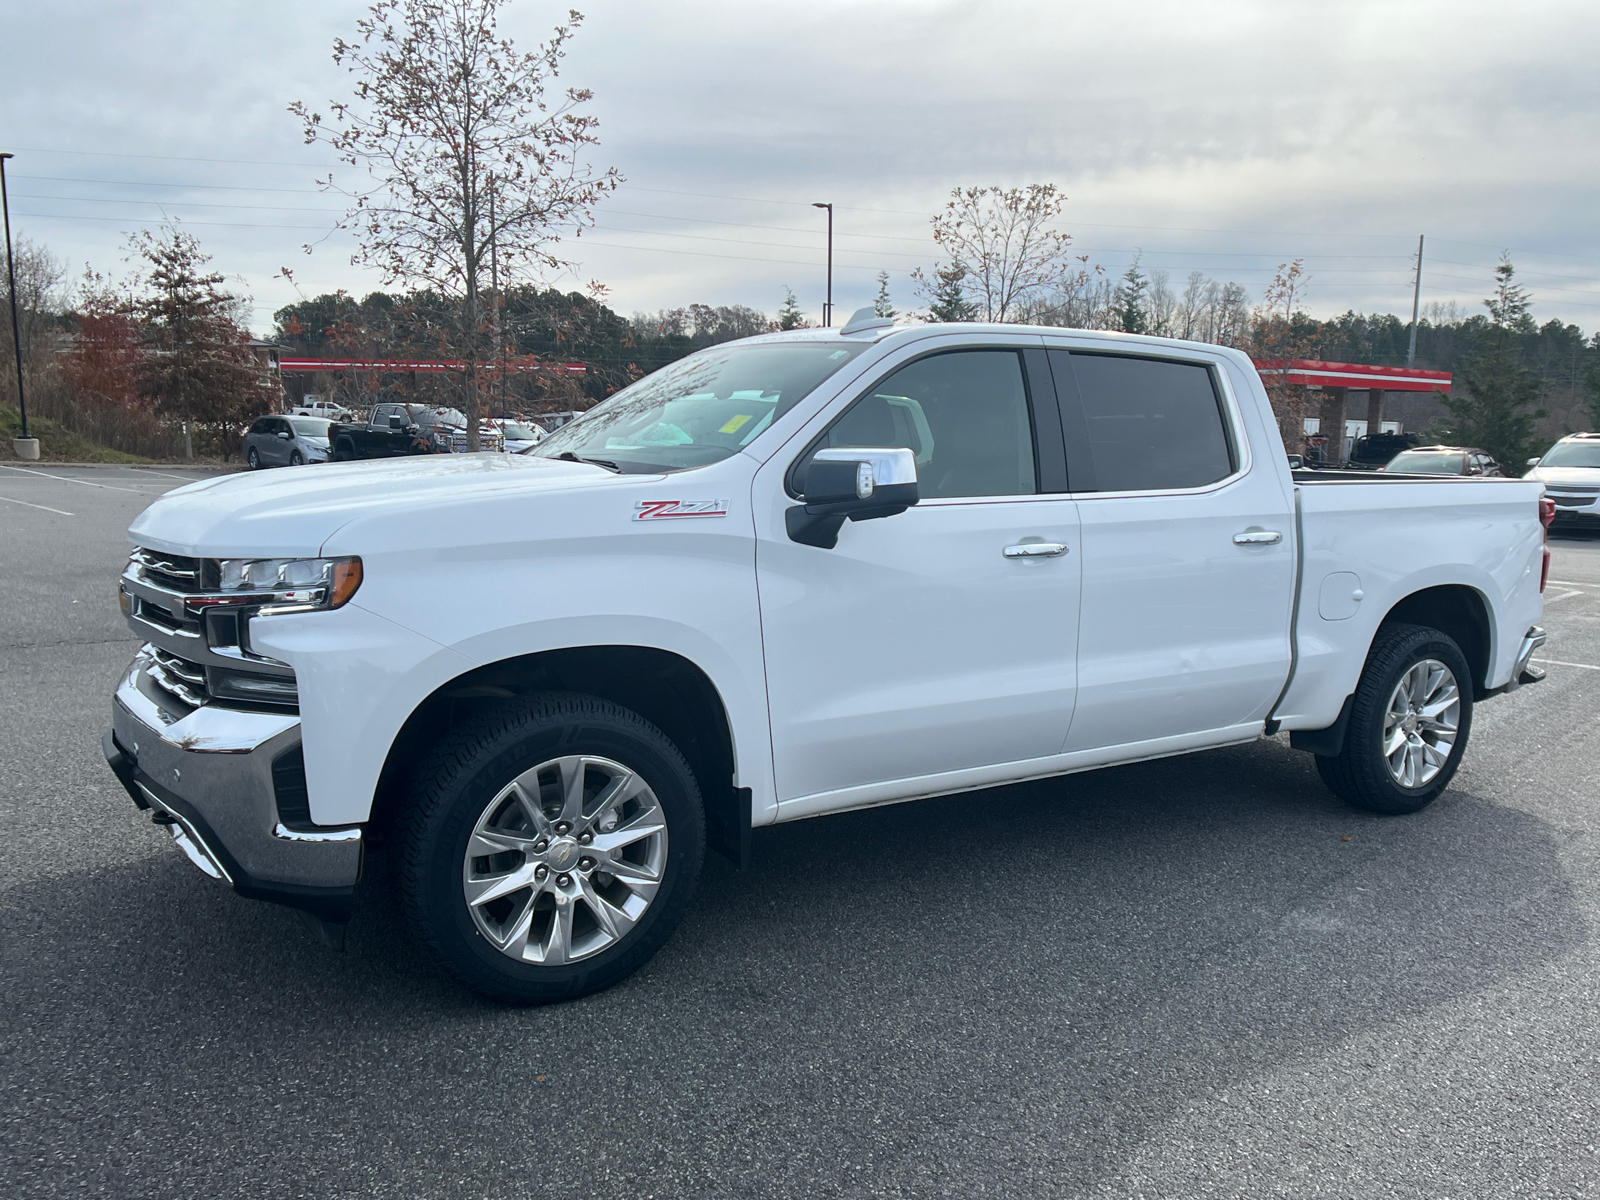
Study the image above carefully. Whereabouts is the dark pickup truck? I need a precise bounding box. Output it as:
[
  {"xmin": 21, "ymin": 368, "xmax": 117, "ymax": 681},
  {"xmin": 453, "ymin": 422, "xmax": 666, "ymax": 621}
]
[{"xmin": 328, "ymin": 403, "xmax": 502, "ymax": 460}]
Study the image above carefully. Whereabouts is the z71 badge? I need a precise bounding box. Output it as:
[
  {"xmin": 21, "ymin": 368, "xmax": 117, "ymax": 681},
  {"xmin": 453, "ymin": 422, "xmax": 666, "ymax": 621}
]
[{"xmin": 633, "ymin": 499, "xmax": 731, "ymax": 521}]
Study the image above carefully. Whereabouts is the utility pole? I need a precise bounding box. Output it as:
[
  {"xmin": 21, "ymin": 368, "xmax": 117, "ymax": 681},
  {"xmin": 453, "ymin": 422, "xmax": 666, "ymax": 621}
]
[
  {"xmin": 812, "ymin": 202, "xmax": 833, "ymax": 327},
  {"xmin": 0, "ymin": 152, "xmax": 32, "ymax": 455},
  {"xmin": 1407, "ymin": 234, "xmax": 1425, "ymax": 367}
]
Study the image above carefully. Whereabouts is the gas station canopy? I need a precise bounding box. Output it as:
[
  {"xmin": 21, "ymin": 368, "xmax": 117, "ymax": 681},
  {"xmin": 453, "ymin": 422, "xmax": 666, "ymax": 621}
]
[{"xmin": 1253, "ymin": 359, "xmax": 1451, "ymax": 393}]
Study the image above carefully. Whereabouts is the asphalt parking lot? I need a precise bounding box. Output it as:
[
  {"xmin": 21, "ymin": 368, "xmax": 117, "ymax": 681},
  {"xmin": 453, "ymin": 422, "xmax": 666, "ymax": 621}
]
[{"xmin": 3, "ymin": 463, "xmax": 1600, "ymax": 1199}]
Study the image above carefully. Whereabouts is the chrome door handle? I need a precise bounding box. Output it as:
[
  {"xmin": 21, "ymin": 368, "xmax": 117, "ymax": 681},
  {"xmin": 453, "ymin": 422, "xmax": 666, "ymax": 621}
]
[
  {"xmin": 1233, "ymin": 530, "xmax": 1283, "ymax": 545},
  {"xmin": 1003, "ymin": 542, "xmax": 1068, "ymax": 558}
]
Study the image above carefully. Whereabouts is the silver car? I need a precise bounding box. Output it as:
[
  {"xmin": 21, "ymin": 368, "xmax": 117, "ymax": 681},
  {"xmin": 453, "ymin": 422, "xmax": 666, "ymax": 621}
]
[
  {"xmin": 1526, "ymin": 432, "xmax": 1600, "ymax": 526},
  {"xmin": 243, "ymin": 415, "xmax": 333, "ymax": 469}
]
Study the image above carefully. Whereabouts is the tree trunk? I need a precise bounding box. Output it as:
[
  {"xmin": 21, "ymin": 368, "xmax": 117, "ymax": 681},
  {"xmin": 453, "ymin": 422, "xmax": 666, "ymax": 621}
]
[
  {"xmin": 463, "ymin": 259, "xmax": 481, "ymax": 452},
  {"xmin": 1318, "ymin": 387, "xmax": 1349, "ymax": 464}
]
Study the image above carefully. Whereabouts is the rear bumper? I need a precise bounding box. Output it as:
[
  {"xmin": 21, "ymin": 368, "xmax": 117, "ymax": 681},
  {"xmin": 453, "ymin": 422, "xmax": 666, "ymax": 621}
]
[
  {"xmin": 1504, "ymin": 625, "xmax": 1547, "ymax": 692},
  {"xmin": 105, "ymin": 650, "xmax": 361, "ymax": 923}
]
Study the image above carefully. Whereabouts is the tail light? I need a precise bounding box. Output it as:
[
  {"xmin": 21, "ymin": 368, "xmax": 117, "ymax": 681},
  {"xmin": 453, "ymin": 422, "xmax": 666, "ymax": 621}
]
[{"xmin": 1540, "ymin": 496, "xmax": 1554, "ymax": 592}]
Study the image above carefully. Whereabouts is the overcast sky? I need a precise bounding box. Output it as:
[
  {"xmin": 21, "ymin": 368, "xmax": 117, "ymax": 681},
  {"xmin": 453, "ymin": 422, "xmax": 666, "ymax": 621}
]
[{"xmin": 5, "ymin": 0, "xmax": 1598, "ymax": 335}]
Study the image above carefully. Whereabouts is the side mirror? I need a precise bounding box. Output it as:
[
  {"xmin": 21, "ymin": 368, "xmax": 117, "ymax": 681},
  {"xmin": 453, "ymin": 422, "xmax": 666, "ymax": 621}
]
[
  {"xmin": 787, "ymin": 447, "xmax": 919, "ymax": 549},
  {"xmin": 1527, "ymin": 457, "xmax": 1541, "ymax": 468},
  {"xmin": 277, "ymin": 430, "xmax": 291, "ymax": 439},
  {"xmin": 389, "ymin": 415, "xmax": 405, "ymax": 429}
]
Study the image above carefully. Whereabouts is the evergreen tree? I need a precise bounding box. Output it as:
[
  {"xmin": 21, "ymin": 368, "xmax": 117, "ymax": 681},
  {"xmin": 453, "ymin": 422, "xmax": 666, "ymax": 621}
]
[
  {"xmin": 1583, "ymin": 333, "xmax": 1600, "ymax": 431},
  {"xmin": 777, "ymin": 287, "xmax": 807, "ymax": 330},
  {"xmin": 1439, "ymin": 256, "xmax": 1547, "ymax": 466},
  {"xmin": 130, "ymin": 226, "xmax": 260, "ymax": 460},
  {"xmin": 873, "ymin": 271, "xmax": 895, "ymax": 319},
  {"xmin": 925, "ymin": 260, "xmax": 975, "ymax": 322},
  {"xmin": 1116, "ymin": 255, "xmax": 1148, "ymax": 334}
]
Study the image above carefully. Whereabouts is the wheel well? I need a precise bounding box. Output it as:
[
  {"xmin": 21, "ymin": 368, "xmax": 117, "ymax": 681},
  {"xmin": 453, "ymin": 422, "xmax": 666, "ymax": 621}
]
[
  {"xmin": 1379, "ymin": 585, "xmax": 1492, "ymax": 697},
  {"xmin": 368, "ymin": 646, "xmax": 747, "ymax": 864}
]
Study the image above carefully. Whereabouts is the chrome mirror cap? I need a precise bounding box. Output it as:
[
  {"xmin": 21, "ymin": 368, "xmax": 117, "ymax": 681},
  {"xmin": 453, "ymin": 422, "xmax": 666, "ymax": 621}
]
[{"xmin": 813, "ymin": 446, "xmax": 917, "ymax": 491}]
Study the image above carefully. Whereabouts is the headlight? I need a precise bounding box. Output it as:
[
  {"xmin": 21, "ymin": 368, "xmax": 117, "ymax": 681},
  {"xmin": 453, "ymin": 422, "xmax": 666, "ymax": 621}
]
[{"xmin": 186, "ymin": 556, "xmax": 363, "ymax": 616}]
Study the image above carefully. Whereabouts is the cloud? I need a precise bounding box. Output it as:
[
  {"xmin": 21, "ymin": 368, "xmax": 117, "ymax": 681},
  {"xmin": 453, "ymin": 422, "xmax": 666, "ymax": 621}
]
[{"xmin": 5, "ymin": 0, "xmax": 1597, "ymax": 330}]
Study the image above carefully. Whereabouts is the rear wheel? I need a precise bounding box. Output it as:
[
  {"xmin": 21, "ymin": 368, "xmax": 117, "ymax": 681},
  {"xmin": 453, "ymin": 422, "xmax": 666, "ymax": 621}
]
[
  {"xmin": 397, "ymin": 693, "xmax": 705, "ymax": 1004},
  {"xmin": 332, "ymin": 437, "xmax": 355, "ymax": 462},
  {"xmin": 1316, "ymin": 623, "xmax": 1473, "ymax": 815}
]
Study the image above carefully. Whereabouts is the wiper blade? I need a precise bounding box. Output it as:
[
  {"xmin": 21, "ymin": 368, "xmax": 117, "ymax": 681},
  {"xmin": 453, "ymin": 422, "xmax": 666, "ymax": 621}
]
[{"xmin": 557, "ymin": 451, "xmax": 620, "ymax": 472}]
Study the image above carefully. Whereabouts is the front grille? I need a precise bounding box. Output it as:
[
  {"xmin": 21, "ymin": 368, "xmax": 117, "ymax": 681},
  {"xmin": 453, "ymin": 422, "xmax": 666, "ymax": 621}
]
[
  {"xmin": 149, "ymin": 647, "xmax": 208, "ymax": 709},
  {"xmin": 130, "ymin": 547, "xmax": 208, "ymax": 593}
]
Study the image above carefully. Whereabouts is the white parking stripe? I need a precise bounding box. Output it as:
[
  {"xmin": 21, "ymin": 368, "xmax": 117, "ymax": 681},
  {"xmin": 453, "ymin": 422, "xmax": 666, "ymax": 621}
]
[
  {"xmin": 0, "ymin": 494, "xmax": 74, "ymax": 516},
  {"xmin": 1543, "ymin": 589, "xmax": 1585, "ymax": 603},
  {"xmin": 0, "ymin": 464, "xmax": 153, "ymax": 494},
  {"xmin": 1533, "ymin": 659, "xmax": 1600, "ymax": 672}
]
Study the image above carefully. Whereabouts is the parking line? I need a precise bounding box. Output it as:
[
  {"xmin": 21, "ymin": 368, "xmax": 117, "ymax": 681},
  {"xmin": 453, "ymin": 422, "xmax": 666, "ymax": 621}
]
[
  {"xmin": 1533, "ymin": 659, "xmax": 1600, "ymax": 672},
  {"xmin": 1543, "ymin": 589, "xmax": 1585, "ymax": 603},
  {"xmin": 0, "ymin": 464, "xmax": 155, "ymax": 494},
  {"xmin": 0, "ymin": 494, "xmax": 74, "ymax": 516}
]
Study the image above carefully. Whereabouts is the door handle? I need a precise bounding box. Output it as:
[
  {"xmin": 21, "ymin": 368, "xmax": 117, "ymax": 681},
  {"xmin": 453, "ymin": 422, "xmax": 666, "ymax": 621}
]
[
  {"xmin": 1003, "ymin": 542, "xmax": 1068, "ymax": 558},
  {"xmin": 1233, "ymin": 530, "xmax": 1283, "ymax": 545}
]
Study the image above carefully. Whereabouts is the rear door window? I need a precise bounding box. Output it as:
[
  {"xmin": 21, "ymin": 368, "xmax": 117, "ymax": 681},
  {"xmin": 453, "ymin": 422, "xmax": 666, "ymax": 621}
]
[{"xmin": 1054, "ymin": 353, "xmax": 1235, "ymax": 492}]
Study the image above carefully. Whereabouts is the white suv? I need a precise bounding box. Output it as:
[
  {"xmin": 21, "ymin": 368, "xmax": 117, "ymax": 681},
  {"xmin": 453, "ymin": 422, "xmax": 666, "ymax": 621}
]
[{"xmin": 1526, "ymin": 433, "xmax": 1600, "ymax": 526}]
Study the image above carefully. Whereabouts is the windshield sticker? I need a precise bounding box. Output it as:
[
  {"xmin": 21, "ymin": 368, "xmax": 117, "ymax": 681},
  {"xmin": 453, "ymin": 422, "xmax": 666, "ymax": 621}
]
[
  {"xmin": 634, "ymin": 499, "xmax": 731, "ymax": 521},
  {"xmin": 719, "ymin": 414, "xmax": 753, "ymax": 434}
]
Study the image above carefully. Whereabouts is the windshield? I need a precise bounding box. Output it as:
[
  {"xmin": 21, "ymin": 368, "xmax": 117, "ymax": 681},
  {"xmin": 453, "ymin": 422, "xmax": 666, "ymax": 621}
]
[
  {"xmin": 501, "ymin": 424, "xmax": 540, "ymax": 439},
  {"xmin": 1388, "ymin": 452, "xmax": 1465, "ymax": 474},
  {"xmin": 534, "ymin": 341, "xmax": 867, "ymax": 472},
  {"xmin": 1537, "ymin": 441, "xmax": 1600, "ymax": 469},
  {"xmin": 290, "ymin": 417, "xmax": 331, "ymax": 437}
]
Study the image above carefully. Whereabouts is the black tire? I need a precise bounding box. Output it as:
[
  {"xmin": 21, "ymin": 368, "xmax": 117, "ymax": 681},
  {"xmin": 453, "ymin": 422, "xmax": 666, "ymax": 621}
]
[
  {"xmin": 290, "ymin": 449, "xmax": 304, "ymax": 466},
  {"xmin": 332, "ymin": 438, "xmax": 355, "ymax": 462},
  {"xmin": 246, "ymin": 447, "xmax": 260, "ymax": 470},
  {"xmin": 396, "ymin": 692, "xmax": 705, "ymax": 1004},
  {"xmin": 1316, "ymin": 622, "xmax": 1474, "ymax": 815}
]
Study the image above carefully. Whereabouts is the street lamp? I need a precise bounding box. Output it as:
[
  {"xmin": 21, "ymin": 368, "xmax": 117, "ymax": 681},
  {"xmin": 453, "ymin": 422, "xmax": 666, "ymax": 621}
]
[
  {"xmin": 0, "ymin": 152, "xmax": 34, "ymax": 459},
  {"xmin": 811, "ymin": 202, "xmax": 833, "ymax": 327}
]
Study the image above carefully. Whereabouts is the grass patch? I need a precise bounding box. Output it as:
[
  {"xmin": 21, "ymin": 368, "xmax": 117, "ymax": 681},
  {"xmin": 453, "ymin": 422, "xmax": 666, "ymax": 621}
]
[{"xmin": 2, "ymin": 407, "xmax": 150, "ymax": 463}]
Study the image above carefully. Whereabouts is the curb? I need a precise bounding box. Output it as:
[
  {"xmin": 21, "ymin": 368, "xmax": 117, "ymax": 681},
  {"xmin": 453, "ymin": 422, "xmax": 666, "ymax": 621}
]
[{"xmin": 0, "ymin": 462, "xmax": 238, "ymax": 472}]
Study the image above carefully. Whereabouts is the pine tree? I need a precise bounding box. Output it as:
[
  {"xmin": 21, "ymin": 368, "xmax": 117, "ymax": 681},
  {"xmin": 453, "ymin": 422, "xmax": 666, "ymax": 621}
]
[
  {"xmin": 873, "ymin": 271, "xmax": 895, "ymax": 319},
  {"xmin": 1116, "ymin": 255, "xmax": 1148, "ymax": 334},
  {"xmin": 925, "ymin": 260, "xmax": 975, "ymax": 322},
  {"xmin": 130, "ymin": 226, "xmax": 261, "ymax": 460},
  {"xmin": 1439, "ymin": 256, "xmax": 1547, "ymax": 467},
  {"xmin": 777, "ymin": 287, "xmax": 807, "ymax": 330}
]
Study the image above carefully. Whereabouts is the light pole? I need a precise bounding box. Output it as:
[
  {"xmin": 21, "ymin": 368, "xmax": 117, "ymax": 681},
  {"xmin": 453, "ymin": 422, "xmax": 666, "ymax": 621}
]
[
  {"xmin": 0, "ymin": 152, "xmax": 33, "ymax": 459},
  {"xmin": 811, "ymin": 202, "xmax": 833, "ymax": 327}
]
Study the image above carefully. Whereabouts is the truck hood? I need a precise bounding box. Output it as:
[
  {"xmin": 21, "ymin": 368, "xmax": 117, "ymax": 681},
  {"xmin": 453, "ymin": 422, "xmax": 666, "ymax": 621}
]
[
  {"xmin": 128, "ymin": 453, "xmax": 637, "ymax": 557},
  {"xmin": 1527, "ymin": 466, "xmax": 1600, "ymax": 488}
]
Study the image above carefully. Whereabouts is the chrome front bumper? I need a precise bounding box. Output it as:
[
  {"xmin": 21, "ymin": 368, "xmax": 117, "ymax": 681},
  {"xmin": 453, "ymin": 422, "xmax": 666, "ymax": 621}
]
[{"xmin": 104, "ymin": 649, "xmax": 361, "ymax": 923}]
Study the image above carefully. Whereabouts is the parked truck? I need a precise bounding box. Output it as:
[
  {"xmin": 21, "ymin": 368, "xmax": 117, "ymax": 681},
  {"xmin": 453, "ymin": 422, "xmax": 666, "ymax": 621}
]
[
  {"xmin": 328, "ymin": 402, "xmax": 503, "ymax": 460},
  {"xmin": 106, "ymin": 312, "xmax": 1550, "ymax": 1003}
]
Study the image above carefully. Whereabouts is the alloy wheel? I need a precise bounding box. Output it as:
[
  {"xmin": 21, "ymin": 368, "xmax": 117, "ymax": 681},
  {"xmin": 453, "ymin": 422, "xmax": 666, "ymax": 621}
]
[
  {"xmin": 1381, "ymin": 658, "xmax": 1460, "ymax": 788},
  {"xmin": 462, "ymin": 754, "xmax": 667, "ymax": 965}
]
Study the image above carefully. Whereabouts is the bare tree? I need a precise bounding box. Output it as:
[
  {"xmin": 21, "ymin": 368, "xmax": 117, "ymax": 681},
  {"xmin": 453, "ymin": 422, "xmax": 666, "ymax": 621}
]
[
  {"xmin": 291, "ymin": 0, "xmax": 619, "ymax": 448},
  {"xmin": 0, "ymin": 236, "xmax": 67, "ymax": 411},
  {"xmin": 912, "ymin": 185, "xmax": 1088, "ymax": 322}
]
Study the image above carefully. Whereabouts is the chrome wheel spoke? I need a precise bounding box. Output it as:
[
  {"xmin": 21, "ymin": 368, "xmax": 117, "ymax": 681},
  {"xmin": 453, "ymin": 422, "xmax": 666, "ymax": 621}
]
[
  {"xmin": 469, "ymin": 827, "xmax": 536, "ymax": 857},
  {"xmin": 578, "ymin": 875, "xmax": 632, "ymax": 941},
  {"xmin": 464, "ymin": 864, "xmax": 536, "ymax": 909},
  {"xmin": 498, "ymin": 894, "xmax": 537, "ymax": 958},
  {"xmin": 1382, "ymin": 726, "xmax": 1409, "ymax": 757},
  {"xmin": 542, "ymin": 899, "xmax": 575, "ymax": 965},
  {"xmin": 509, "ymin": 780, "xmax": 553, "ymax": 838},
  {"xmin": 556, "ymin": 756, "xmax": 588, "ymax": 825}
]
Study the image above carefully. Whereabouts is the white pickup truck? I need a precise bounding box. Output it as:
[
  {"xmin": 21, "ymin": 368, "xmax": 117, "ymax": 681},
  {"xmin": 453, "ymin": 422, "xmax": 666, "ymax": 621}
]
[{"xmin": 105, "ymin": 313, "xmax": 1551, "ymax": 1003}]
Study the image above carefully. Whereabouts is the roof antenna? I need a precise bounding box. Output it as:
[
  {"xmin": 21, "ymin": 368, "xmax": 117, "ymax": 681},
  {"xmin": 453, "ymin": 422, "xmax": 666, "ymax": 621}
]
[{"xmin": 840, "ymin": 306, "xmax": 894, "ymax": 335}]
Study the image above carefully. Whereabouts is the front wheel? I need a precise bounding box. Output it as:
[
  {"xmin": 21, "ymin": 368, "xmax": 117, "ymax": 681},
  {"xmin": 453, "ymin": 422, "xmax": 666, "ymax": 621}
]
[
  {"xmin": 289, "ymin": 449, "xmax": 304, "ymax": 466},
  {"xmin": 246, "ymin": 447, "xmax": 260, "ymax": 470},
  {"xmin": 397, "ymin": 693, "xmax": 706, "ymax": 1004},
  {"xmin": 1316, "ymin": 623, "xmax": 1473, "ymax": 815}
]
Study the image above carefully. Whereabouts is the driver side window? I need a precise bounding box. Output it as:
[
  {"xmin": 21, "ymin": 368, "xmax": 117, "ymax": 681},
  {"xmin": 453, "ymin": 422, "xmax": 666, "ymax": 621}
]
[{"xmin": 820, "ymin": 350, "xmax": 1037, "ymax": 499}]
